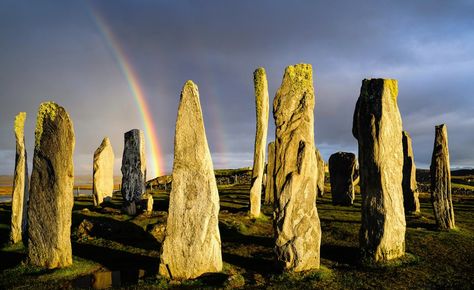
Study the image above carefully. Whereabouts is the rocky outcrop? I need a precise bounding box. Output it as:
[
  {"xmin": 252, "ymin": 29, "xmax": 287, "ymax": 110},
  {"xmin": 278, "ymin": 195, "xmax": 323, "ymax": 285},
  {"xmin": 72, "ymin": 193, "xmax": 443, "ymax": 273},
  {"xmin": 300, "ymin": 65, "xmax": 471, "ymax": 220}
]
[
  {"xmin": 329, "ymin": 152, "xmax": 357, "ymax": 206},
  {"xmin": 264, "ymin": 142, "xmax": 275, "ymax": 205},
  {"xmin": 249, "ymin": 68, "xmax": 269, "ymax": 218},
  {"xmin": 430, "ymin": 124, "xmax": 455, "ymax": 230},
  {"xmin": 273, "ymin": 64, "xmax": 321, "ymax": 271},
  {"xmin": 28, "ymin": 102, "xmax": 74, "ymax": 268},
  {"xmin": 352, "ymin": 79, "xmax": 406, "ymax": 262},
  {"xmin": 402, "ymin": 131, "xmax": 420, "ymax": 213},
  {"xmin": 10, "ymin": 112, "xmax": 29, "ymax": 244},
  {"xmin": 159, "ymin": 81, "xmax": 222, "ymax": 279},
  {"xmin": 93, "ymin": 137, "xmax": 115, "ymax": 206},
  {"xmin": 121, "ymin": 129, "xmax": 146, "ymax": 210},
  {"xmin": 315, "ymin": 148, "xmax": 325, "ymax": 198}
]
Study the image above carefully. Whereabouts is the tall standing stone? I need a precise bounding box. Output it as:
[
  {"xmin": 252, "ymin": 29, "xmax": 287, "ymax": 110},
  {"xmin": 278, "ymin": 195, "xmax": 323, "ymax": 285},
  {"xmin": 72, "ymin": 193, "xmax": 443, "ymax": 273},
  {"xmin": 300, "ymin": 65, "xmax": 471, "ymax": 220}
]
[
  {"xmin": 121, "ymin": 129, "xmax": 146, "ymax": 209},
  {"xmin": 28, "ymin": 102, "xmax": 74, "ymax": 268},
  {"xmin": 159, "ymin": 80, "xmax": 222, "ymax": 279},
  {"xmin": 352, "ymin": 79, "xmax": 406, "ymax": 261},
  {"xmin": 249, "ymin": 68, "xmax": 269, "ymax": 218},
  {"xmin": 430, "ymin": 124, "xmax": 455, "ymax": 230},
  {"xmin": 10, "ymin": 112, "xmax": 29, "ymax": 244},
  {"xmin": 402, "ymin": 131, "xmax": 420, "ymax": 213},
  {"xmin": 315, "ymin": 148, "xmax": 325, "ymax": 198},
  {"xmin": 273, "ymin": 64, "xmax": 321, "ymax": 271},
  {"xmin": 264, "ymin": 141, "xmax": 275, "ymax": 205},
  {"xmin": 93, "ymin": 137, "xmax": 115, "ymax": 206},
  {"xmin": 329, "ymin": 152, "xmax": 357, "ymax": 206}
]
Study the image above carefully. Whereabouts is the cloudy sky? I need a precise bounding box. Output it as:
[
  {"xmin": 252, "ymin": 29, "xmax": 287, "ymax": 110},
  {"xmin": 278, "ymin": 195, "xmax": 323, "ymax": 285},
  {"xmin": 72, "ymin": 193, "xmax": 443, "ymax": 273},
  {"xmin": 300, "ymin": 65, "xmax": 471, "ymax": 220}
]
[{"xmin": 0, "ymin": 0, "xmax": 473, "ymax": 178}]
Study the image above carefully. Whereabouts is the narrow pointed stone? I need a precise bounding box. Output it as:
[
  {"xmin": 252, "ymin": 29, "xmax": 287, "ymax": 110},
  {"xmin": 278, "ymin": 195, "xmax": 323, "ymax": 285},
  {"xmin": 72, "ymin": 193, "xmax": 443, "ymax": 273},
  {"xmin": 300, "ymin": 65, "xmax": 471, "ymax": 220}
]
[
  {"xmin": 352, "ymin": 79, "xmax": 406, "ymax": 262},
  {"xmin": 28, "ymin": 102, "xmax": 74, "ymax": 268},
  {"xmin": 264, "ymin": 141, "xmax": 275, "ymax": 205},
  {"xmin": 249, "ymin": 68, "xmax": 269, "ymax": 218},
  {"xmin": 430, "ymin": 124, "xmax": 455, "ymax": 230},
  {"xmin": 121, "ymin": 129, "xmax": 146, "ymax": 208},
  {"xmin": 93, "ymin": 137, "xmax": 115, "ymax": 206},
  {"xmin": 273, "ymin": 64, "xmax": 321, "ymax": 271},
  {"xmin": 159, "ymin": 80, "xmax": 222, "ymax": 279},
  {"xmin": 10, "ymin": 112, "xmax": 29, "ymax": 244},
  {"xmin": 329, "ymin": 152, "xmax": 357, "ymax": 206},
  {"xmin": 402, "ymin": 131, "xmax": 420, "ymax": 213},
  {"xmin": 315, "ymin": 148, "xmax": 325, "ymax": 198}
]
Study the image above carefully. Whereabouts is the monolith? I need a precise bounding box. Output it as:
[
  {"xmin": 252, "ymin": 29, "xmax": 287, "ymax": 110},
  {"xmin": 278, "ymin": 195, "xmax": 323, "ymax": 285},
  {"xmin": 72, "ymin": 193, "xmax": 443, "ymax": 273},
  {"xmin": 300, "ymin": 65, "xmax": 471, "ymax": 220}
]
[
  {"xmin": 352, "ymin": 79, "xmax": 406, "ymax": 261},
  {"xmin": 264, "ymin": 141, "xmax": 275, "ymax": 205},
  {"xmin": 430, "ymin": 124, "xmax": 455, "ymax": 230},
  {"xmin": 273, "ymin": 64, "xmax": 321, "ymax": 271},
  {"xmin": 93, "ymin": 137, "xmax": 115, "ymax": 206},
  {"xmin": 315, "ymin": 148, "xmax": 325, "ymax": 198},
  {"xmin": 10, "ymin": 112, "xmax": 29, "ymax": 244},
  {"xmin": 329, "ymin": 152, "xmax": 357, "ymax": 206},
  {"xmin": 249, "ymin": 68, "xmax": 269, "ymax": 218},
  {"xmin": 121, "ymin": 129, "xmax": 146, "ymax": 210},
  {"xmin": 159, "ymin": 80, "xmax": 222, "ymax": 279},
  {"xmin": 402, "ymin": 131, "xmax": 420, "ymax": 213},
  {"xmin": 28, "ymin": 102, "xmax": 74, "ymax": 268}
]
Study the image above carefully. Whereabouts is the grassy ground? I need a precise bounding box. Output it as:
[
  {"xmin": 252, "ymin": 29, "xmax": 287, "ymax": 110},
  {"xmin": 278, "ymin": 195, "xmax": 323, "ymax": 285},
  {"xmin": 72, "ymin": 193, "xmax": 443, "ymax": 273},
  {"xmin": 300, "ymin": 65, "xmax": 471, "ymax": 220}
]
[{"xmin": 0, "ymin": 184, "xmax": 473, "ymax": 289}]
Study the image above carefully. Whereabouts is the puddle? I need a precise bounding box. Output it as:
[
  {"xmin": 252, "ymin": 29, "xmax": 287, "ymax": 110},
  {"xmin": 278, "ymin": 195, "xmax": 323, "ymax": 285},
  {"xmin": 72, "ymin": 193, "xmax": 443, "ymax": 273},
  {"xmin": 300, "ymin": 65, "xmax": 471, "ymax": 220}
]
[{"xmin": 73, "ymin": 269, "xmax": 146, "ymax": 289}]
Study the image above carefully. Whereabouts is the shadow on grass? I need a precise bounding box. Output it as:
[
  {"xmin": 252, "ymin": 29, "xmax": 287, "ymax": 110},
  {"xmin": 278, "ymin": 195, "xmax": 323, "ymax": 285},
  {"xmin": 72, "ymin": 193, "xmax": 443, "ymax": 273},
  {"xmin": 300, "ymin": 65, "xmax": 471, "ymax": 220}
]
[
  {"xmin": 223, "ymin": 252, "xmax": 274, "ymax": 275},
  {"xmin": 219, "ymin": 222, "xmax": 273, "ymax": 247},
  {"xmin": 320, "ymin": 244, "xmax": 360, "ymax": 266},
  {"xmin": 0, "ymin": 250, "xmax": 25, "ymax": 270},
  {"xmin": 320, "ymin": 218, "xmax": 360, "ymax": 225}
]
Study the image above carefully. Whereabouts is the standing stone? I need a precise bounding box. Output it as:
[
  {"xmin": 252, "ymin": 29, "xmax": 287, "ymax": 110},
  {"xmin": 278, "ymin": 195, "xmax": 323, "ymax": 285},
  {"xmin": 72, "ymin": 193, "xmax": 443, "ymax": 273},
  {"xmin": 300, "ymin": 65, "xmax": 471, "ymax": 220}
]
[
  {"xmin": 352, "ymin": 79, "xmax": 406, "ymax": 261},
  {"xmin": 159, "ymin": 80, "xmax": 222, "ymax": 279},
  {"xmin": 430, "ymin": 124, "xmax": 455, "ymax": 230},
  {"xmin": 28, "ymin": 102, "xmax": 74, "ymax": 268},
  {"xmin": 93, "ymin": 137, "xmax": 115, "ymax": 206},
  {"xmin": 264, "ymin": 141, "xmax": 276, "ymax": 205},
  {"xmin": 329, "ymin": 152, "xmax": 357, "ymax": 206},
  {"xmin": 273, "ymin": 64, "xmax": 321, "ymax": 271},
  {"xmin": 249, "ymin": 68, "xmax": 269, "ymax": 218},
  {"xmin": 315, "ymin": 148, "xmax": 325, "ymax": 198},
  {"xmin": 10, "ymin": 112, "xmax": 29, "ymax": 244},
  {"xmin": 402, "ymin": 131, "xmax": 420, "ymax": 213},
  {"xmin": 121, "ymin": 129, "xmax": 146, "ymax": 210}
]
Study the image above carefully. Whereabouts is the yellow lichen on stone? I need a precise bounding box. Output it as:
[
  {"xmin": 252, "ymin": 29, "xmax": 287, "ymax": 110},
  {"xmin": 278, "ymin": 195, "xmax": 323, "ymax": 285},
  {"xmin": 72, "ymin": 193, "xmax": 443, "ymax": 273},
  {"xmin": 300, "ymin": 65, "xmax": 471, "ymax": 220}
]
[
  {"xmin": 253, "ymin": 67, "xmax": 266, "ymax": 100},
  {"xmin": 384, "ymin": 79, "xmax": 398, "ymax": 102},
  {"xmin": 14, "ymin": 112, "xmax": 26, "ymax": 141},
  {"xmin": 35, "ymin": 102, "xmax": 59, "ymax": 148}
]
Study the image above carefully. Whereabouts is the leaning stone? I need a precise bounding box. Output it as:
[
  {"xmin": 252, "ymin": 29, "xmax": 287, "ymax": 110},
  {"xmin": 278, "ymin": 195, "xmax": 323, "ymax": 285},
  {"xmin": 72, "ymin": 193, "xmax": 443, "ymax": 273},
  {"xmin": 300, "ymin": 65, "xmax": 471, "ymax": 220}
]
[
  {"xmin": 315, "ymin": 148, "xmax": 325, "ymax": 198},
  {"xmin": 264, "ymin": 142, "xmax": 275, "ymax": 205},
  {"xmin": 28, "ymin": 102, "xmax": 74, "ymax": 268},
  {"xmin": 402, "ymin": 131, "xmax": 420, "ymax": 213},
  {"xmin": 93, "ymin": 137, "xmax": 115, "ymax": 206},
  {"xmin": 10, "ymin": 112, "xmax": 29, "ymax": 244},
  {"xmin": 249, "ymin": 68, "xmax": 269, "ymax": 218},
  {"xmin": 352, "ymin": 79, "xmax": 406, "ymax": 262},
  {"xmin": 329, "ymin": 152, "xmax": 357, "ymax": 206},
  {"xmin": 430, "ymin": 124, "xmax": 455, "ymax": 230},
  {"xmin": 121, "ymin": 129, "xmax": 146, "ymax": 209},
  {"xmin": 273, "ymin": 64, "xmax": 321, "ymax": 271},
  {"xmin": 159, "ymin": 80, "xmax": 222, "ymax": 279}
]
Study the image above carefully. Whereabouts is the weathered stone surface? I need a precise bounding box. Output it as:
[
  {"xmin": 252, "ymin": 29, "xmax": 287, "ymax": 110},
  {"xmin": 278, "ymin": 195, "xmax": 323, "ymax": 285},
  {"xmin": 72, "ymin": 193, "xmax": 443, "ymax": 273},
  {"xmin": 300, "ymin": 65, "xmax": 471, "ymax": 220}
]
[
  {"xmin": 28, "ymin": 102, "xmax": 74, "ymax": 268},
  {"xmin": 402, "ymin": 131, "xmax": 420, "ymax": 213},
  {"xmin": 141, "ymin": 193, "xmax": 153, "ymax": 213},
  {"xmin": 121, "ymin": 129, "xmax": 146, "ymax": 209},
  {"xmin": 159, "ymin": 80, "xmax": 222, "ymax": 279},
  {"xmin": 329, "ymin": 152, "xmax": 357, "ymax": 206},
  {"xmin": 264, "ymin": 142, "xmax": 275, "ymax": 205},
  {"xmin": 249, "ymin": 68, "xmax": 269, "ymax": 218},
  {"xmin": 430, "ymin": 124, "xmax": 455, "ymax": 230},
  {"xmin": 273, "ymin": 64, "xmax": 321, "ymax": 271},
  {"xmin": 10, "ymin": 112, "xmax": 29, "ymax": 244},
  {"xmin": 93, "ymin": 137, "xmax": 115, "ymax": 206},
  {"xmin": 315, "ymin": 148, "xmax": 325, "ymax": 198},
  {"xmin": 352, "ymin": 79, "xmax": 406, "ymax": 261}
]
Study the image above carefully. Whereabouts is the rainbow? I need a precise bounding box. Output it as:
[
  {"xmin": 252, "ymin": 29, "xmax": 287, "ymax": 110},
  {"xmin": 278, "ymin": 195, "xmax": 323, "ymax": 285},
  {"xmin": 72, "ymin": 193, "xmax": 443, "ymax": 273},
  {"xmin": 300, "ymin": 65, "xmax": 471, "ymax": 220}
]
[{"xmin": 88, "ymin": 6, "xmax": 164, "ymax": 178}]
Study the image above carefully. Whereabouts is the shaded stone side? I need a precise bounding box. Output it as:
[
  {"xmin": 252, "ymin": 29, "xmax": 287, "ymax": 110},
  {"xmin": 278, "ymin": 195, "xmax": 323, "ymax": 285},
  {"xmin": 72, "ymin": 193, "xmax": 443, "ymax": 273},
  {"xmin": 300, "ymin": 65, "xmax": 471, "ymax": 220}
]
[
  {"xmin": 273, "ymin": 64, "xmax": 321, "ymax": 271},
  {"xmin": 159, "ymin": 80, "xmax": 222, "ymax": 279},
  {"xmin": 430, "ymin": 124, "xmax": 455, "ymax": 230},
  {"xmin": 28, "ymin": 102, "xmax": 74, "ymax": 268},
  {"xmin": 121, "ymin": 129, "xmax": 146, "ymax": 206},
  {"xmin": 93, "ymin": 137, "xmax": 115, "ymax": 206},
  {"xmin": 249, "ymin": 67, "xmax": 269, "ymax": 217},
  {"xmin": 315, "ymin": 148, "xmax": 325, "ymax": 198},
  {"xmin": 328, "ymin": 152, "xmax": 357, "ymax": 206},
  {"xmin": 352, "ymin": 79, "xmax": 406, "ymax": 262},
  {"xmin": 402, "ymin": 131, "xmax": 420, "ymax": 213},
  {"xmin": 264, "ymin": 142, "xmax": 275, "ymax": 205}
]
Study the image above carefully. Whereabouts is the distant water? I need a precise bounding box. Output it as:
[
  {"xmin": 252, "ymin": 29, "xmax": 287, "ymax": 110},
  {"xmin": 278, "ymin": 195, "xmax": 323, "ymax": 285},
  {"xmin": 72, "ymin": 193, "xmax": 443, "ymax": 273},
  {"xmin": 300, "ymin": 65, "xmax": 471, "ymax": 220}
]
[
  {"xmin": 0, "ymin": 195, "xmax": 12, "ymax": 203},
  {"xmin": 0, "ymin": 189, "xmax": 92, "ymax": 203}
]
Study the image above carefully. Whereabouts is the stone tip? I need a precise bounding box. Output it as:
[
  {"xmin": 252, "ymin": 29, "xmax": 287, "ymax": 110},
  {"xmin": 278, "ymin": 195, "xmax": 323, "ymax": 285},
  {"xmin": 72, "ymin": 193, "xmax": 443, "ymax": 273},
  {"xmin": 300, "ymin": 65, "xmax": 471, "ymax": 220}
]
[
  {"xmin": 435, "ymin": 124, "xmax": 447, "ymax": 130},
  {"xmin": 183, "ymin": 80, "xmax": 197, "ymax": 89},
  {"xmin": 14, "ymin": 112, "xmax": 27, "ymax": 133},
  {"xmin": 35, "ymin": 101, "xmax": 62, "ymax": 148},
  {"xmin": 125, "ymin": 129, "xmax": 141, "ymax": 136},
  {"xmin": 361, "ymin": 79, "xmax": 398, "ymax": 101},
  {"xmin": 254, "ymin": 67, "xmax": 266, "ymax": 77}
]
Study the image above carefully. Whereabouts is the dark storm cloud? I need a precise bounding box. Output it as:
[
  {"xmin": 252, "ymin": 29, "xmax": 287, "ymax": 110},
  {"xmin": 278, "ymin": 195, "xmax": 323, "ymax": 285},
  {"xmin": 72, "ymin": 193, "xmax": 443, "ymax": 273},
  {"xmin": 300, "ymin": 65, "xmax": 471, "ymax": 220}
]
[{"xmin": 0, "ymin": 0, "xmax": 473, "ymax": 176}]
